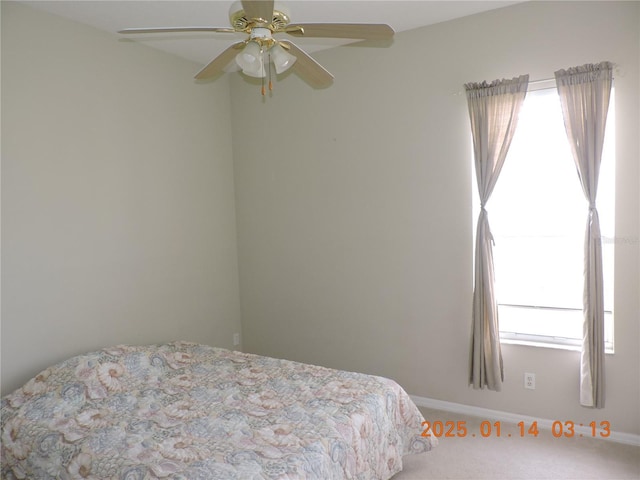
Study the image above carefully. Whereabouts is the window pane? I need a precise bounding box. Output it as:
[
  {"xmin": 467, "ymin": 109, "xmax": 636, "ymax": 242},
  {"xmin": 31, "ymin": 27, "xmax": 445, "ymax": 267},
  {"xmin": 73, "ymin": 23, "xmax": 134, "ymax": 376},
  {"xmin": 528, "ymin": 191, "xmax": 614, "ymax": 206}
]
[{"xmin": 486, "ymin": 86, "xmax": 615, "ymax": 348}]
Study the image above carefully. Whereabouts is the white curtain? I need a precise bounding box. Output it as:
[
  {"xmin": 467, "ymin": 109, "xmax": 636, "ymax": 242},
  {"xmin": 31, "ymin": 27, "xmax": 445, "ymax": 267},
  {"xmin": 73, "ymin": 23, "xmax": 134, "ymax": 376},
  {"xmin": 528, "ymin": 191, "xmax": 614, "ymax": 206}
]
[
  {"xmin": 555, "ymin": 62, "xmax": 613, "ymax": 408},
  {"xmin": 466, "ymin": 75, "xmax": 529, "ymax": 391}
]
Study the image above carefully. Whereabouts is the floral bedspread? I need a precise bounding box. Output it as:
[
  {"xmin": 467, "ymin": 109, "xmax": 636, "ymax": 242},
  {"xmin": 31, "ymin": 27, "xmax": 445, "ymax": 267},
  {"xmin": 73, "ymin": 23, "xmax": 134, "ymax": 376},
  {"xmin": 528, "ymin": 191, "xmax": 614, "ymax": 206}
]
[{"xmin": 1, "ymin": 341, "xmax": 435, "ymax": 479}]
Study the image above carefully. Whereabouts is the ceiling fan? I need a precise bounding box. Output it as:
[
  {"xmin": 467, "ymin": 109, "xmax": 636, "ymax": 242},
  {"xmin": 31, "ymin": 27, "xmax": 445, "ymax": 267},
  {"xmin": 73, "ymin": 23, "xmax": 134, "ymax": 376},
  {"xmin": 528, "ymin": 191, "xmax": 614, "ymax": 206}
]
[{"xmin": 119, "ymin": 0, "xmax": 394, "ymax": 93}]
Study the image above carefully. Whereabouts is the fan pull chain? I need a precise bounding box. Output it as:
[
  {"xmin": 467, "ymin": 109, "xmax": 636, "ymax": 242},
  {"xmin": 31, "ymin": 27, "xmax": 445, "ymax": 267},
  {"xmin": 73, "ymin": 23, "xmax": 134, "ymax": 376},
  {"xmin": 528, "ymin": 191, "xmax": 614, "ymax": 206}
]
[
  {"xmin": 268, "ymin": 52, "xmax": 273, "ymax": 92},
  {"xmin": 261, "ymin": 46, "xmax": 266, "ymax": 96},
  {"xmin": 258, "ymin": 47, "xmax": 275, "ymax": 97}
]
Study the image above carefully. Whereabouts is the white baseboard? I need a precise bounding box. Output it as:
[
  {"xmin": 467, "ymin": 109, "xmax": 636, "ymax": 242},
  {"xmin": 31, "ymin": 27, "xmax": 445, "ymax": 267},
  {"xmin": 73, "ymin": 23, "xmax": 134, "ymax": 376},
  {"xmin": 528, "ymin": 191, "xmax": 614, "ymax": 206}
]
[{"xmin": 410, "ymin": 395, "xmax": 640, "ymax": 447}]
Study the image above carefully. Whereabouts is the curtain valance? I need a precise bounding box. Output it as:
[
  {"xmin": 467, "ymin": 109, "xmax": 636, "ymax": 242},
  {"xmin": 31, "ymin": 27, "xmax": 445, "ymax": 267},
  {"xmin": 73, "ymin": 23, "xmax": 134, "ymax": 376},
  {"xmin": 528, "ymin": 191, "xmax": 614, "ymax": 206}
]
[
  {"xmin": 465, "ymin": 75, "xmax": 530, "ymax": 98},
  {"xmin": 555, "ymin": 61, "xmax": 613, "ymax": 87}
]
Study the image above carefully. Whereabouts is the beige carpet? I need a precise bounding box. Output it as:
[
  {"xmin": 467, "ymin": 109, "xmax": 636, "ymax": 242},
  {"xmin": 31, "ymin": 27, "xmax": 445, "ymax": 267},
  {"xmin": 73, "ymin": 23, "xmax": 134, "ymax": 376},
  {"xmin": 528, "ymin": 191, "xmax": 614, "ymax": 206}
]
[{"xmin": 393, "ymin": 408, "xmax": 640, "ymax": 480}]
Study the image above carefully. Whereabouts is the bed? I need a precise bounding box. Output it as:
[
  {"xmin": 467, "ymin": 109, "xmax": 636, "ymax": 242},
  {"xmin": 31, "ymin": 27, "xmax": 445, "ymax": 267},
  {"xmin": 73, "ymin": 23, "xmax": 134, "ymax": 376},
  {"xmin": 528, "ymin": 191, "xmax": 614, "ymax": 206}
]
[{"xmin": 1, "ymin": 341, "xmax": 435, "ymax": 479}]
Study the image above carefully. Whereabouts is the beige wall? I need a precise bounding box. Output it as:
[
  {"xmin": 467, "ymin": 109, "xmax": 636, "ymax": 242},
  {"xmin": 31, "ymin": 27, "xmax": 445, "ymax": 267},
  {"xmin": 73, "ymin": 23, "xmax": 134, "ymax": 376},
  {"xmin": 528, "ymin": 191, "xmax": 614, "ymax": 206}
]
[
  {"xmin": 232, "ymin": 1, "xmax": 640, "ymax": 434},
  {"xmin": 1, "ymin": 3, "xmax": 242, "ymax": 394}
]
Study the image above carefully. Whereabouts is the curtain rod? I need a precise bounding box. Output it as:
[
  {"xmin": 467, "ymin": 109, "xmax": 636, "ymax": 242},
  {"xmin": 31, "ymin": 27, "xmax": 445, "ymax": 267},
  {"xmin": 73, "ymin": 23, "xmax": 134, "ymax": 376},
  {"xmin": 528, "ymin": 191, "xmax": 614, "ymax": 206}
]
[
  {"xmin": 506, "ymin": 69, "xmax": 620, "ymax": 88},
  {"xmin": 454, "ymin": 64, "xmax": 622, "ymax": 96},
  {"xmin": 528, "ymin": 77, "xmax": 554, "ymax": 85},
  {"xmin": 451, "ymin": 78, "xmax": 551, "ymax": 96},
  {"xmin": 531, "ymin": 64, "xmax": 622, "ymax": 84}
]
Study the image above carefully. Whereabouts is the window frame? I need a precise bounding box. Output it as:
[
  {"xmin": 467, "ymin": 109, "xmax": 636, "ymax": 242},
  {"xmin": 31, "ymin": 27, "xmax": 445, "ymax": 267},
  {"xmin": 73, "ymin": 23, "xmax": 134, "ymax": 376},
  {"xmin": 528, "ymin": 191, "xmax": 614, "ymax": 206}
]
[{"xmin": 472, "ymin": 79, "xmax": 615, "ymax": 353}]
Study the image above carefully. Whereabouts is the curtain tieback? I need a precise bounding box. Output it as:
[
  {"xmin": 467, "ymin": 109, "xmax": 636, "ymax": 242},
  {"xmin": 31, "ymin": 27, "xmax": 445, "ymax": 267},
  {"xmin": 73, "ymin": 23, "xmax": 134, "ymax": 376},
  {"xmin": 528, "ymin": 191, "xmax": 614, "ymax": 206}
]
[{"xmin": 478, "ymin": 206, "xmax": 495, "ymax": 245}]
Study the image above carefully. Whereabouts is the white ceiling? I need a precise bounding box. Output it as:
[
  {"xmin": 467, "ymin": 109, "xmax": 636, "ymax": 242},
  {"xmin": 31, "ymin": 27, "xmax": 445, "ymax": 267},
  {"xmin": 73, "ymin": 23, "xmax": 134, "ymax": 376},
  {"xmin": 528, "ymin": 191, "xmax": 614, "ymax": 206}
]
[{"xmin": 22, "ymin": 1, "xmax": 521, "ymax": 69}]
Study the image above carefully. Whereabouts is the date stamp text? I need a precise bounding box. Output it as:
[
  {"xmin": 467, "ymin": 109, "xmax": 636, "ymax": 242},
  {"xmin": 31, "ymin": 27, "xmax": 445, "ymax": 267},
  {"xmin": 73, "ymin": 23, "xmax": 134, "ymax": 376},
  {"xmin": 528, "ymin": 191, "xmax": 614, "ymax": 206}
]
[{"xmin": 421, "ymin": 420, "xmax": 611, "ymax": 439}]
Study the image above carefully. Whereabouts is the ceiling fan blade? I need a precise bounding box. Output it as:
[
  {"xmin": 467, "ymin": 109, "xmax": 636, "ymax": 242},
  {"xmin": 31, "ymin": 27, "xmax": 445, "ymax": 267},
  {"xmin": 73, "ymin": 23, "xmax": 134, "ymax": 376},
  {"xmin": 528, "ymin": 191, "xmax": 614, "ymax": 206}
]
[
  {"xmin": 241, "ymin": 0, "xmax": 274, "ymax": 22},
  {"xmin": 285, "ymin": 23, "xmax": 394, "ymax": 40},
  {"xmin": 280, "ymin": 41, "xmax": 334, "ymax": 88},
  {"xmin": 119, "ymin": 26, "xmax": 236, "ymax": 34},
  {"xmin": 195, "ymin": 42, "xmax": 245, "ymax": 80}
]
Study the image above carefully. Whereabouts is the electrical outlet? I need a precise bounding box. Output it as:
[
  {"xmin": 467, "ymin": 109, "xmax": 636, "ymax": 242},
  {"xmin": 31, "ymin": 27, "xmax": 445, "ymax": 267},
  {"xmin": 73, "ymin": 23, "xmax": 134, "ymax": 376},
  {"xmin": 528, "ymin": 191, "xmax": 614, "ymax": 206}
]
[
  {"xmin": 524, "ymin": 373, "xmax": 536, "ymax": 390},
  {"xmin": 233, "ymin": 333, "xmax": 240, "ymax": 346}
]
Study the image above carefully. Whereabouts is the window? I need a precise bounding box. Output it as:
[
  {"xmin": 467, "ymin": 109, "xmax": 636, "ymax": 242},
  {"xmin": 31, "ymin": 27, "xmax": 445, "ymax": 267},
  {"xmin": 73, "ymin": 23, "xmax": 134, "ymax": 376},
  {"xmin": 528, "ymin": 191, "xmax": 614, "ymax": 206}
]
[{"xmin": 478, "ymin": 81, "xmax": 615, "ymax": 352}]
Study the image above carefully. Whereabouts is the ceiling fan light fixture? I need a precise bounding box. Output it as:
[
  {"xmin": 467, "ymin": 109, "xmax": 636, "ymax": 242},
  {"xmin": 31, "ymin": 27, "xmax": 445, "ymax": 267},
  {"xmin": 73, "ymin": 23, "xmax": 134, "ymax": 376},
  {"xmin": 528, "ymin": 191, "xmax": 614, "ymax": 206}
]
[
  {"xmin": 269, "ymin": 43, "xmax": 297, "ymax": 74},
  {"xmin": 242, "ymin": 61, "xmax": 266, "ymax": 78},
  {"xmin": 235, "ymin": 41, "xmax": 265, "ymax": 77}
]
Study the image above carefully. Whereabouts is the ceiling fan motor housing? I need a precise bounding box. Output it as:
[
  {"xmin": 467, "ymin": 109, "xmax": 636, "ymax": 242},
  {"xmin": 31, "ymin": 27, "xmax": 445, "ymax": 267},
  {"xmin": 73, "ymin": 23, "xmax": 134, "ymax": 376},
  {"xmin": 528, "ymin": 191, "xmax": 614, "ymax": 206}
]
[{"xmin": 229, "ymin": 1, "xmax": 291, "ymax": 32}]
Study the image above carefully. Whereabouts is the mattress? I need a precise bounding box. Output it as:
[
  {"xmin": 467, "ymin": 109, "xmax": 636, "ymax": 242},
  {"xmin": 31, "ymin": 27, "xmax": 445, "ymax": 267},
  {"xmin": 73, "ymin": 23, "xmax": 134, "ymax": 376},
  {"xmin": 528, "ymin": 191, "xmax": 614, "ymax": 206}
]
[{"xmin": 1, "ymin": 341, "xmax": 435, "ymax": 479}]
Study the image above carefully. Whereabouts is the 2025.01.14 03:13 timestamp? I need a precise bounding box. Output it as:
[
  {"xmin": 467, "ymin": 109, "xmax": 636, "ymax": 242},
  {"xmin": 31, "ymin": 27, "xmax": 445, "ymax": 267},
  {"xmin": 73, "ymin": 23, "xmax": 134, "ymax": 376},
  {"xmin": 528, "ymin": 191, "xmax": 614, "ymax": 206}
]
[{"xmin": 421, "ymin": 420, "xmax": 611, "ymax": 439}]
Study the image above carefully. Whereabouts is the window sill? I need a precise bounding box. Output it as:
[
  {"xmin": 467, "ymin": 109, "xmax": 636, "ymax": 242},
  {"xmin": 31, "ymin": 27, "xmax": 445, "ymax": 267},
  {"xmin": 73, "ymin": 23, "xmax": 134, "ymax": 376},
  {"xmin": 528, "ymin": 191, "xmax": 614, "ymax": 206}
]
[{"xmin": 500, "ymin": 337, "xmax": 614, "ymax": 355}]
